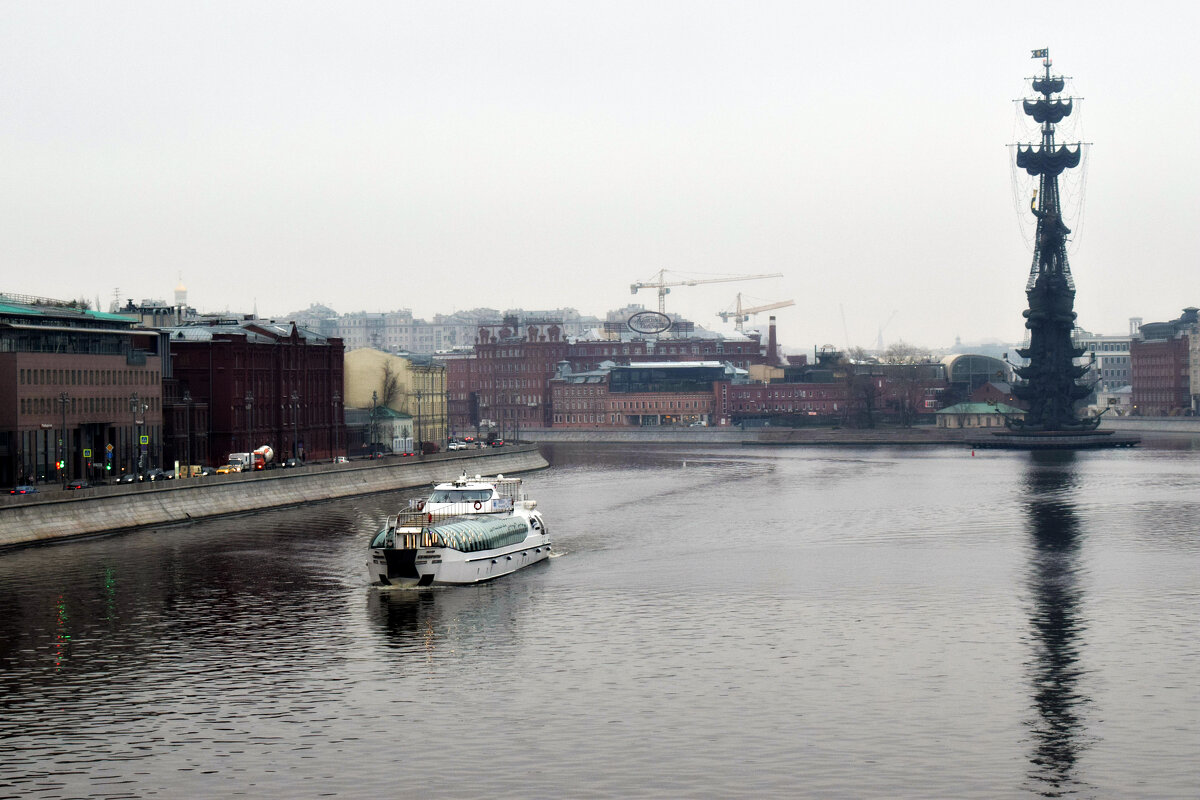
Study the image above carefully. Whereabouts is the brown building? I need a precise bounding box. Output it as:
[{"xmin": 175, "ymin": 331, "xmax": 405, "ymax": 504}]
[
  {"xmin": 719, "ymin": 381, "xmax": 847, "ymax": 424},
  {"xmin": 550, "ymin": 362, "xmax": 728, "ymax": 428},
  {"xmin": 165, "ymin": 319, "xmax": 345, "ymax": 465},
  {"xmin": 472, "ymin": 318, "xmax": 570, "ymax": 437},
  {"xmin": 0, "ymin": 294, "xmax": 164, "ymax": 485},
  {"xmin": 453, "ymin": 315, "xmax": 772, "ymax": 436},
  {"xmin": 1131, "ymin": 335, "xmax": 1191, "ymax": 416}
]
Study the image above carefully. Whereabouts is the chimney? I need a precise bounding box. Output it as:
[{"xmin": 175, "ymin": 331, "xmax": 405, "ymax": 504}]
[{"xmin": 767, "ymin": 316, "xmax": 779, "ymax": 366}]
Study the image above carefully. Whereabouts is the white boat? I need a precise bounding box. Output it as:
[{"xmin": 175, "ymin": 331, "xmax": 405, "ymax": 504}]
[{"xmin": 367, "ymin": 473, "xmax": 550, "ymax": 587}]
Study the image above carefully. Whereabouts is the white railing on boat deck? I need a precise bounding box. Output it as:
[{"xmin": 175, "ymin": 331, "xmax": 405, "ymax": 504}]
[{"xmin": 406, "ymin": 498, "xmax": 514, "ymax": 515}]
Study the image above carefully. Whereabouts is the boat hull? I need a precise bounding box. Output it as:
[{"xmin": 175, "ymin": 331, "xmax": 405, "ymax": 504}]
[{"xmin": 368, "ymin": 533, "xmax": 552, "ymax": 587}]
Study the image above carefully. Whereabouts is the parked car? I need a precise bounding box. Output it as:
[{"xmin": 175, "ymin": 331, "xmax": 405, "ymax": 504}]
[
  {"xmin": 8, "ymin": 485, "xmax": 38, "ymax": 495},
  {"xmin": 65, "ymin": 479, "xmax": 91, "ymax": 490},
  {"xmin": 216, "ymin": 464, "xmax": 238, "ymax": 474}
]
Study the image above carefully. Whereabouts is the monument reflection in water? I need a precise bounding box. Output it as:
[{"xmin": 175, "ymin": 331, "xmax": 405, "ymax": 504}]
[{"xmin": 1022, "ymin": 451, "xmax": 1091, "ymax": 797}]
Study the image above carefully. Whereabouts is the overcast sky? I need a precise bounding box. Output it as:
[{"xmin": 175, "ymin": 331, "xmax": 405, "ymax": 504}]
[{"xmin": 1, "ymin": 1, "xmax": 1196, "ymax": 355}]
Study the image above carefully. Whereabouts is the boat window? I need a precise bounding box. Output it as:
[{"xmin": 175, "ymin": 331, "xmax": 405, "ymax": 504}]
[
  {"xmin": 370, "ymin": 528, "xmax": 389, "ymax": 548},
  {"xmin": 428, "ymin": 489, "xmax": 492, "ymax": 503}
]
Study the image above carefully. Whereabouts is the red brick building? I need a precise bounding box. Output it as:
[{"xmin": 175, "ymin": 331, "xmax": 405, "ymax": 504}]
[
  {"xmin": 1131, "ymin": 335, "xmax": 1190, "ymax": 415},
  {"xmin": 719, "ymin": 381, "xmax": 847, "ymax": 424},
  {"xmin": 472, "ymin": 318, "xmax": 570, "ymax": 437},
  {"xmin": 166, "ymin": 319, "xmax": 345, "ymax": 464},
  {"xmin": 550, "ymin": 362, "xmax": 727, "ymax": 428},
  {"xmin": 0, "ymin": 296, "xmax": 164, "ymax": 485},
  {"xmin": 445, "ymin": 314, "xmax": 773, "ymax": 435}
]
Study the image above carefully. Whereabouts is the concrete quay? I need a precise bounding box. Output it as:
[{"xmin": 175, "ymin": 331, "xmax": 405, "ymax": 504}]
[
  {"xmin": 522, "ymin": 426, "xmax": 974, "ymax": 446},
  {"xmin": 0, "ymin": 445, "xmax": 548, "ymax": 550},
  {"xmin": 1098, "ymin": 416, "xmax": 1200, "ymax": 434}
]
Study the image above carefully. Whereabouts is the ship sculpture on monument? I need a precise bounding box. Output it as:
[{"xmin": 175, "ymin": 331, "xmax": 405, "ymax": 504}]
[{"xmin": 982, "ymin": 49, "xmax": 1137, "ymax": 449}]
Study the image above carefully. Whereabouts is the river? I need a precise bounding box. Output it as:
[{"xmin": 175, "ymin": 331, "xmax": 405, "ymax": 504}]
[{"xmin": 1, "ymin": 440, "xmax": 1197, "ymax": 798}]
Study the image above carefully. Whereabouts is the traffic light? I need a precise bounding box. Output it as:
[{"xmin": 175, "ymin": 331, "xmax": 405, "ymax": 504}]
[{"xmin": 105, "ymin": 462, "xmax": 111, "ymax": 471}]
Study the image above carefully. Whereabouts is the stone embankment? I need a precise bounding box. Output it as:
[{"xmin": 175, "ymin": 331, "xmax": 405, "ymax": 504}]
[
  {"xmin": 523, "ymin": 426, "xmax": 973, "ymax": 446},
  {"xmin": 1097, "ymin": 417, "xmax": 1200, "ymax": 434},
  {"xmin": 0, "ymin": 446, "xmax": 548, "ymax": 550}
]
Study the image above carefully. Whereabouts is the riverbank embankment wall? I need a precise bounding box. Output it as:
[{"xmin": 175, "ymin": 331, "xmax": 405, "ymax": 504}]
[
  {"xmin": 1098, "ymin": 417, "xmax": 1200, "ymax": 434},
  {"xmin": 520, "ymin": 426, "xmax": 974, "ymax": 446},
  {"xmin": 0, "ymin": 446, "xmax": 548, "ymax": 549}
]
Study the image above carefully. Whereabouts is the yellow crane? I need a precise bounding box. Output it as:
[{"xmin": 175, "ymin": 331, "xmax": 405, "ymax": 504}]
[
  {"xmin": 631, "ymin": 270, "xmax": 783, "ymax": 314},
  {"xmin": 717, "ymin": 293, "xmax": 796, "ymax": 332}
]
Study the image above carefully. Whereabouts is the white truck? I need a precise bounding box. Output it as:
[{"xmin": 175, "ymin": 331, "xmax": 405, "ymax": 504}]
[{"xmin": 228, "ymin": 446, "xmax": 275, "ymax": 471}]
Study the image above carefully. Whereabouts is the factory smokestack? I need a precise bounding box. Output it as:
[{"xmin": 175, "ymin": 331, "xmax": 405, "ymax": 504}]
[{"xmin": 767, "ymin": 316, "xmax": 779, "ymax": 366}]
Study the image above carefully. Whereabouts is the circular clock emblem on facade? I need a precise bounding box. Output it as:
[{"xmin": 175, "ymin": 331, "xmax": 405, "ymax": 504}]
[{"xmin": 627, "ymin": 310, "xmax": 672, "ymax": 334}]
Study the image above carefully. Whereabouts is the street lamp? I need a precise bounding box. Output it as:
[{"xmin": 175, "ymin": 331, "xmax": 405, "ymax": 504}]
[
  {"xmin": 370, "ymin": 390, "xmax": 378, "ymax": 456},
  {"xmin": 244, "ymin": 390, "xmax": 254, "ymax": 454},
  {"xmin": 290, "ymin": 391, "xmax": 301, "ymax": 460},
  {"xmin": 130, "ymin": 392, "xmax": 148, "ymax": 479},
  {"xmin": 331, "ymin": 391, "xmax": 340, "ymax": 460},
  {"xmin": 182, "ymin": 390, "xmax": 193, "ymax": 477},
  {"xmin": 57, "ymin": 392, "xmax": 70, "ymax": 487},
  {"xmin": 415, "ymin": 389, "xmax": 423, "ymax": 456}
]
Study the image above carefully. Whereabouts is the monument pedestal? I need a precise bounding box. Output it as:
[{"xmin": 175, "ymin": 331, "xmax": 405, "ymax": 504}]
[{"xmin": 971, "ymin": 429, "xmax": 1140, "ymax": 450}]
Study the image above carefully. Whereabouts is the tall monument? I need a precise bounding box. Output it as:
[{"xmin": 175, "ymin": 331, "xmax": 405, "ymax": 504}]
[
  {"xmin": 1009, "ymin": 49, "xmax": 1096, "ymax": 432},
  {"xmin": 979, "ymin": 50, "xmax": 1136, "ymax": 449}
]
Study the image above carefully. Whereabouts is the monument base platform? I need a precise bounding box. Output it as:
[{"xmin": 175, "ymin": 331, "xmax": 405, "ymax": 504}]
[{"xmin": 970, "ymin": 429, "xmax": 1140, "ymax": 450}]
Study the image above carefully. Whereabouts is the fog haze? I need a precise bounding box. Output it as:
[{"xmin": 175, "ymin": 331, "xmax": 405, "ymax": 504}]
[{"xmin": 2, "ymin": 1, "xmax": 1196, "ymax": 354}]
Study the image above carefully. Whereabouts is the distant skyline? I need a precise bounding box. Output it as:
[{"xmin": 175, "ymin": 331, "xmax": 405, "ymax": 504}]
[{"xmin": 2, "ymin": 2, "xmax": 1196, "ymax": 355}]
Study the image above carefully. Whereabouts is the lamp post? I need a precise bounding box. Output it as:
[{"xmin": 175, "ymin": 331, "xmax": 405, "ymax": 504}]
[
  {"xmin": 415, "ymin": 389, "xmax": 423, "ymax": 456},
  {"xmin": 130, "ymin": 392, "xmax": 148, "ymax": 479},
  {"xmin": 244, "ymin": 390, "xmax": 254, "ymax": 455},
  {"xmin": 57, "ymin": 392, "xmax": 69, "ymax": 487},
  {"xmin": 370, "ymin": 390, "xmax": 378, "ymax": 457},
  {"xmin": 182, "ymin": 390, "xmax": 192, "ymax": 477},
  {"xmin": 331, "ymin": 391, "xmax": 340, "ymax": 460},
  {"xmin": 290, "ymin": 391, "xmax": 301, "ymax": 460},
  {"xmin": 128, "ymin": 393, "xmax": 138, "ymax": 477}
]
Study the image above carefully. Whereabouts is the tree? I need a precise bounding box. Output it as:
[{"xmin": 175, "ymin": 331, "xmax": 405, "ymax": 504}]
[
  {"xmin": 886, "ymin": 374, "xmax": 924, "ymax": 427},
  {"xmin": 380, "ymin": 362, "xmax": 400, "ymax": 408},
  {"xmin": 882, "ymin": 341, "xmax": 929, "ymax": 364},
  {"xmin": 846, "ymin": 346, "xmax": 872, "ymax": 363},
  {"xmin": 843, "ymin": 368, "xmax": 881, "ymax": 428}
]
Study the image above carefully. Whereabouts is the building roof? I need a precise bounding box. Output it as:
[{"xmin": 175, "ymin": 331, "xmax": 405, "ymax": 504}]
[
  {"xmin": 372, "ymin": 406, "xmax": 413, "ymax": 420},
  {"xmin": 614, "ymin": 360, "xmax": 725, "ymax": 369},
  {"xmin": 161, "ymin": 319, "xmax": 333, "ymax": 345},
  {"xmin": 162, "ymin": 324, "xmax": 277, "ymax": 344},
  {"xmin": 937, "ymin": 402, "xmax": 1026, "ymax": 415},
  {"xmin": 0, "ymin": 295, "xmax": 140, "ymax": 326}
]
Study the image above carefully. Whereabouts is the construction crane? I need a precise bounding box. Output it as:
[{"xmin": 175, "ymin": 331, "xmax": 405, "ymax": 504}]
[
  {"xmin": 631, "ymin": 270, "xmax": 783, "ymax": 314},
  {"xmin": 875, "ymin": 310, "xmax": 898, "ymax": 351},
  {"xmin": 717, "ymin": 293, "xmax": 796, "ymax": 332}
]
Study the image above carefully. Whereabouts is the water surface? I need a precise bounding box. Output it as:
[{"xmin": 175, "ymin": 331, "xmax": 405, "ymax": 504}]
[{"xmin": 1, "ymin": 442, "xmax": 1197, "ymax": 798}]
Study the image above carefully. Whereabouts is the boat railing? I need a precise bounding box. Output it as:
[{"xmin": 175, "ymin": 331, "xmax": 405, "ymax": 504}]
[
  {"xmin": 385, "ymin": 510, "xmax": 449, "ymax": 549},
  {"xmin": 406, "ymin": 498, "xmax": 514, "ymax": 515}
]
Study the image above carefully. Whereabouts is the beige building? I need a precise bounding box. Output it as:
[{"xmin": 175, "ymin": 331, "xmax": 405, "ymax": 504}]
[
  {"xmin": 344, "ymin": 349, "xmax": 448, "ymax": 446},
  {"xmin": 935, "ymin": 402, "xmax": 1026, "ymax": 429}
]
